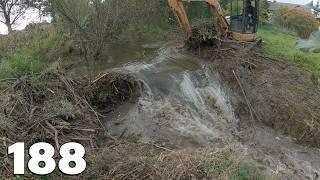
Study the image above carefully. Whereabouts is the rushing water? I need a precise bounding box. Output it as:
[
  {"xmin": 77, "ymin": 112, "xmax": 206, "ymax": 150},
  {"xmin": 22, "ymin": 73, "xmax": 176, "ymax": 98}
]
[
  {"xmin": 297, "ymin": 30, "xmax": 320, "ymax": 53},
  {"xmin": 75, "ymin": 41, "xmax": 320, "ymax": 179},
  {"xmin": 98, "ymin": 44, "xmax": 239, "ymax": 148}
]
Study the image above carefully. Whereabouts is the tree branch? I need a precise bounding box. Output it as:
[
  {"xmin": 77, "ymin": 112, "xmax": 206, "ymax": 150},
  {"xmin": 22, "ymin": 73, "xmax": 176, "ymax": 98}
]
[{"xmin": 0, "ymin": 0, "xmax": 29, "ymax": 28}]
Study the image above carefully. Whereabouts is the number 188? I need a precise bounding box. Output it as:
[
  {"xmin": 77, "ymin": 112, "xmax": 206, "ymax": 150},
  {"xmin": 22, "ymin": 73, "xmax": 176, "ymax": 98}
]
[{"xmin": 8, "ymin": 142, "xmax": 86, "ymax": 175}]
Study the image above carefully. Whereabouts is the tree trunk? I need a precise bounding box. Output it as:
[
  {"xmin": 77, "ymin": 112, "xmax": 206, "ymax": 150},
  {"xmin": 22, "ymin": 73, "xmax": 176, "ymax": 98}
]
[
  {"xmin": 4, "ymin": 13, "xmax": 12, "ymax": 34},
  {"xmin": 6, "ymin": 23, "xmax": 13, "ymax": 34}
]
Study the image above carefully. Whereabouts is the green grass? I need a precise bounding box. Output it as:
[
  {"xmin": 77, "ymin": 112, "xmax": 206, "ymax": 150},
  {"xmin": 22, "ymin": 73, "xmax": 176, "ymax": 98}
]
[
  {"xmin": 258, "ymin": 27, "xmax": 320, "ymax": 78},
  {"xmin": 0, "ymin": 25, "xmax": 63, "ymax": 79},
  {"xmin": 233, "ymin": 163, "xmax": 266, "ymax": 180}
]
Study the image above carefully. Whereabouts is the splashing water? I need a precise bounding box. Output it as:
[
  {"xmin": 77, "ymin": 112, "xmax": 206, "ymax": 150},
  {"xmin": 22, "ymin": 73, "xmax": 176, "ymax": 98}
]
[
  {"xmin": 297, "ymin": 30, "xmax": 320, "ymax": 53},
  {"xmin": 103, "ymin": 45, "xmax": 238, "ymax": 147}
]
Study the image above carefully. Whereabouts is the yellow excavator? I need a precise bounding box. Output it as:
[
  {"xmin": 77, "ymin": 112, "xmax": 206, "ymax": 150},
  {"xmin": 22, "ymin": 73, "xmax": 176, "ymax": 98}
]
[{"xmin": 168, "ymin": 0, "xmax": 259, "ymax": 43}]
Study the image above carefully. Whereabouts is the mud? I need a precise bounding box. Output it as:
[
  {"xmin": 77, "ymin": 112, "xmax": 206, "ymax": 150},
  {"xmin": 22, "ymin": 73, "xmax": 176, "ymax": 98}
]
[{"xmin": 201, "ymin": 44, "xmax": 320, "ymax": 147}]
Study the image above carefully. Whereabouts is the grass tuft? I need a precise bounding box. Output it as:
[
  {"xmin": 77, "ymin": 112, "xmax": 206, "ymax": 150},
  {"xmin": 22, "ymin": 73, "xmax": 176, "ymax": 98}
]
[
  {"xmin": 258, "ymin": 27, "xmax": 320, "ymax": 78},
  {"xmin": 0, "ymin": 25, "xmax": 63, "ymax": 79}
]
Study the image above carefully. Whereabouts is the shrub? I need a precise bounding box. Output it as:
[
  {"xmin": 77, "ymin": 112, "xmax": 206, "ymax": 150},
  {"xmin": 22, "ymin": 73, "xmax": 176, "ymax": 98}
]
[
  {"xmin": 274, "ymin": 7, "xmax": 319, "ymax": 38},
  {"xmin": 52, "ymin": 0, "xmax": 170, "ymax": 59},
  {"xmin": 0, "ymin": 25, "xmax": 63, "ymax": 79}
]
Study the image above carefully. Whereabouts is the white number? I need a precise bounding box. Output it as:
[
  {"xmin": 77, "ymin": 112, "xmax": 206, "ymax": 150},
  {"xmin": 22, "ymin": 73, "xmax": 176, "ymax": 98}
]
[
  {"xmin": 58, "ymin": 142, "xmax": 86, "ymax": 175},
  {"xmin": 8, "ymin": 142, "xmax": 86, "ymax": 175},
  {"xmin": 8, "ymin": 142, "xmax": 25, "ymax": 175},
  {"xmin": 28, "ymin": 143, "xmax": 56, "ymax": 175}
]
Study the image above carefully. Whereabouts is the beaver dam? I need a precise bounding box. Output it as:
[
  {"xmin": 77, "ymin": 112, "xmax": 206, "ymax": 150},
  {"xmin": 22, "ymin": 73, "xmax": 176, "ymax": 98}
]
[{"xmin": 1, "ymin": 40, "xmax": 320, "ymax": 179}]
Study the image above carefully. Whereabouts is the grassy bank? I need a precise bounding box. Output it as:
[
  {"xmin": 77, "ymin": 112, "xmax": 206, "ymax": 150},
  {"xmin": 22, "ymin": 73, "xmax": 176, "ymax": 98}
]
[
  {"xmin": 258, "ymin": 27, "xmax": 320, "ymax": 78},
  {"xmin": 0, "ymin": 25, "xmax": 63, "ymax": 80}
]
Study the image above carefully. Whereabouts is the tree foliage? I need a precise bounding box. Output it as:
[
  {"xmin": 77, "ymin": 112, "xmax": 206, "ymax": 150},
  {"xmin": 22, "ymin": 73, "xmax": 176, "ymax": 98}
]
[
  {"xmin": 258, "ymin": 0, "xmax": 269, "ymax": 25},
  {"xmin": 274, "ymin": 7, "xmax": 319, "ymax": 38},
  {"xmin": 51, "ymin": 0, "xmax": 168, "ymax": 60}
]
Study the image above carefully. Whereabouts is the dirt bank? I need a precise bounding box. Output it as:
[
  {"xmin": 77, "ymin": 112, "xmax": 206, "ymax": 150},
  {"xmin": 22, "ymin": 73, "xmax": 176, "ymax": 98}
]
[{"xmin": 199, "ymin": 42, "xmax": 320, "ymax": 147}]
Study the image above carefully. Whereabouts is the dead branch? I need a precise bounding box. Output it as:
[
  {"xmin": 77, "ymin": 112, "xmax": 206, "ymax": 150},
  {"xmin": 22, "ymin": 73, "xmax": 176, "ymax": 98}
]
[{"xmin": 45, "ymin": 120, "xmax": 60, "ymax": 150}]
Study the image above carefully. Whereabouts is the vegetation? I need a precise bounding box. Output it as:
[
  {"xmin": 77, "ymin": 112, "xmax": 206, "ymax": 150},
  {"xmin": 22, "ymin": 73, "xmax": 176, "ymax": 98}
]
[
  {"xmin": 0, "ymin": 0, "xmax": 48, "ymax": 33},
  {"xmin": 258, "ymin": 27, "xmax": 320, "ymax": 147},
  {"xmin": 1, "ymin": 0, "xmax": 320, "ymax": 178},
  {"xmin": 52, "ymin": 0, "xmax": 170, "ymax": 60},
  {"xmin": 258, "ymin": 0, "xmax": 269, "ymax": 25},
  {"xmin": 0, "ymin": 25, "xmax": 63, "ymax": 79},
  {"xmin": 273, "ymin": 6, "xmax": 319, "ymax": 38},
  {"xmin": 88, "ymin": 145, "xmax": 266, "ymax": 179},
  {"xmin": 258, "ymin": 27, "xmax": 320, "ymax": 78},
  {"xmin": 0, "ymin": 0, "xmax": 29, "ymax": 33},
  {"xmin": 0, "ymin": 0, "xmax": 171, "ymax": 79}
]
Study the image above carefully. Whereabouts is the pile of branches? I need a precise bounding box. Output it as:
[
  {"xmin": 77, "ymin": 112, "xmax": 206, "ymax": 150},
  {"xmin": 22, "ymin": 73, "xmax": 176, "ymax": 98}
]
[
  {"xmin": 86, "ymin": 72, "xmax": 142, "ymax": 114},
  {"xmin": 186, "ymin": 19, "xmax": 219, "ymax": 49},
  {"xmin": 0, "ymin": 63, "xmax": 104, "ymax": 176},
  {"xmin": 0, "ymin": 63, "xmax": 144, "ymax": 177}
]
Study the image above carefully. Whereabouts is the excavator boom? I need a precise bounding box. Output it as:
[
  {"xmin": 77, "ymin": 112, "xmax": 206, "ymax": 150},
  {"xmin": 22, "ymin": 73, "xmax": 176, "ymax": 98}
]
[{"xmin": 168, "ymin": 0, "xmax": 230, "ymax": 39}]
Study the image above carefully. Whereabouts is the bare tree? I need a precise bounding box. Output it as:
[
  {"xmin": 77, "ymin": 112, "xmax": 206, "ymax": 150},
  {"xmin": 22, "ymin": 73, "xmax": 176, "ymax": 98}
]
[
  {"xmin": 0, "ymin": 0, "xmax": 29, "ymax": 33},
  {"xmin": 52, "ymin": 0, "xmax": 165, "ymax": 60}
]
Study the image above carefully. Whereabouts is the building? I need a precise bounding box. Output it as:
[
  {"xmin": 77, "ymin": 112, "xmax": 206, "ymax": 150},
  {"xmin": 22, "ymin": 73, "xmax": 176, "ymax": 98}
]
[{"xmin": 311, "ymin": 0, "xmax": 320, "ymax": 18}]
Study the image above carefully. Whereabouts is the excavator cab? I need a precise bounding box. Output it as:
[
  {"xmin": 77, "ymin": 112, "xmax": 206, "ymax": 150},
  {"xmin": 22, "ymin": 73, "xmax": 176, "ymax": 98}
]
[{"xmin": 230, "ymin": 0, "xmax": 259, "ymax": 41}]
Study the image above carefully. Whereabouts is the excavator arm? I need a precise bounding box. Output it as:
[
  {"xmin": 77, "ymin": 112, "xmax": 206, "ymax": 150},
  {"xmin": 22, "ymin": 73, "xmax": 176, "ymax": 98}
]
[
  {"xmin": 168, "ymin": 0, "xmax": 259, "ymax": 42},
  {"xmin": 168, "ymin": 0, "xmax": 230, "ymax": 39}
]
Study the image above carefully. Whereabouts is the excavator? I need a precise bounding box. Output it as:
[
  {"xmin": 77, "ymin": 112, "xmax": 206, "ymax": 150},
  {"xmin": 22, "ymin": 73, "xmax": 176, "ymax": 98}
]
[{"xmin": 168, "ymin": 0, "xmax": 260, "ymax": 44}]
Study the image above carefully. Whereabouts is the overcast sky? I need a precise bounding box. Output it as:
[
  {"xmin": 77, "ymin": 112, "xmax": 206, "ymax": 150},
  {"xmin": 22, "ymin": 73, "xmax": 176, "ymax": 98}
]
[{"xmin": 279, "ymin": 0, "xmax": 311, "ymax": 4}]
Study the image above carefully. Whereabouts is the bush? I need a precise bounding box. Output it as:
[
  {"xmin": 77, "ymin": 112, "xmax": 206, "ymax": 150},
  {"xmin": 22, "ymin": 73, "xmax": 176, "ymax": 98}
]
[
  {"xmin": 0, "ymin": 25, "xmax": 63, "ymax": 79},
  {"xmin": 274, "ymin": 7, "xmax": 319, "ymax": 38},
  {"xmin": 53, "ymin": 0, "xmax": 170, "ymax": 59}
]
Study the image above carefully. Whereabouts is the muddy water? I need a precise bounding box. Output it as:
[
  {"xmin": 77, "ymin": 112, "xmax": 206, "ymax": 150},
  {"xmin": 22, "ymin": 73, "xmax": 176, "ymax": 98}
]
[
  {"xmin": 79, "ymin": 42, "xmax": 320, "ymax": 179},
  {"xmin": 104, "ymin": 46, "xmax": 238, "ymax": 149}
]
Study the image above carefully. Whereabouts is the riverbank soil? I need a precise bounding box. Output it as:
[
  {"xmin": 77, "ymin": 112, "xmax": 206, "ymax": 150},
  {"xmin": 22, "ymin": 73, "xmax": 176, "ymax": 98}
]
[{"xmin": 200, "ymin": 42, "xmax": 320, "ymax": 146}]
